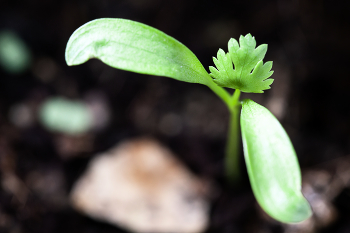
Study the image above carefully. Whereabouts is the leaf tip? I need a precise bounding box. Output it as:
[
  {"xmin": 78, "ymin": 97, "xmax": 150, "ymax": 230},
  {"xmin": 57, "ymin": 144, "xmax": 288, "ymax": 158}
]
[{"xmin": 291, "ymin": 197, "xmax": 313, "ymax": 223}]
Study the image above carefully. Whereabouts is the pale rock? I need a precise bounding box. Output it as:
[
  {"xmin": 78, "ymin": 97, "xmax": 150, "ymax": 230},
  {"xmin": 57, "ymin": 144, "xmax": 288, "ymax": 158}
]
[{"xmin": 70, "ymin": 138, "xmax": 210, "ymax": 233}]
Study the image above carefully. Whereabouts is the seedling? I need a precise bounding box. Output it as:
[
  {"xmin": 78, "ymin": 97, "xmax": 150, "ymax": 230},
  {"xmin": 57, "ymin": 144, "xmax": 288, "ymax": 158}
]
[
  {"xmin": 0, "ymin": 30, "xmax": 31, "ymax": 74},
  {"xmin": 65, "ymin": 18, "xmax": 312, "ymax": 223},
  {"xmin": 40, "ymin": 97, "xmax": 92, "ymax": 135}
]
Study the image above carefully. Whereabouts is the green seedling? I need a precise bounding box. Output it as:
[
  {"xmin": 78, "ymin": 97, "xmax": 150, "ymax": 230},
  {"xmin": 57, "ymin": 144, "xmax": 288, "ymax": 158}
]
[
  {"xmin": 65, "ymin": 18, "xmax": 312, "ymax": 223},
  {"xmin": 40, "ymin": 97, "xmax": 92, "ymax": 135},
  {"xmin": 0, "ymin": 30, "xmax": 31, "ymax": 74}
]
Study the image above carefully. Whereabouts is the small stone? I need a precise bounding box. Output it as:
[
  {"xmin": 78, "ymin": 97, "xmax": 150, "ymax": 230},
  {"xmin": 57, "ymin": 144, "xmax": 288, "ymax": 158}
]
[{"xmin": 70, "ymin": 138, "xmax": 210, "ymax": 233}]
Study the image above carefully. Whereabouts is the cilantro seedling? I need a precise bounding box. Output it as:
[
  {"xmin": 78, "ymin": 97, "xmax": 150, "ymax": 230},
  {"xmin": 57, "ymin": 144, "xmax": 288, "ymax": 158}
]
[{"xmin": 65, "ymin": 18, "xmax": 312, "ymax": 223}]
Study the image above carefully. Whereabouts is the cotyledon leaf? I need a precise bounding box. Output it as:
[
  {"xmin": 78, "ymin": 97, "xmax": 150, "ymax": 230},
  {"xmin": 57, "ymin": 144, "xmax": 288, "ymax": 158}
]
[
  {"xmin": 65, "ymin": 18, "xmax": 213, "ymax": 85},
  {"xmin": 240, "ymin": 99, "xmax": 312, "ymax": 223}
]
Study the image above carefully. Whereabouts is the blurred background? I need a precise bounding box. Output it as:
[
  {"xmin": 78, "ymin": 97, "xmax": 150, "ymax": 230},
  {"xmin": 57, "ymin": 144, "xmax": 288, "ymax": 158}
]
[{"xmin": 1, "ymin": 0, "xmax": 350, "ymax": 232}]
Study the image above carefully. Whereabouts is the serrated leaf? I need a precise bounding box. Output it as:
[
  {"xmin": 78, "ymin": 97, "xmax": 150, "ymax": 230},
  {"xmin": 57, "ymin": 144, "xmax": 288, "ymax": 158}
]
[
  {"xmin": 65, "ymin": 18, "xmax": 213, "ymax": 85},
  {"xmin": 209, "ymin": 34, "xmax": 274, "ymax": 93},
  {"xmin": 241, "ymin": 99, "xmax": 312, "ymax": 223}
]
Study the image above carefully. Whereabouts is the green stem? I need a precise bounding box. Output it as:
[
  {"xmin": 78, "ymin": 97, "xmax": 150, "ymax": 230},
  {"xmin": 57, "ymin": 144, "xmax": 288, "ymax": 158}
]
[
  {"xmin": 204, "ymin": 75, "xmax": 231, "ymax": 108},
  {"xmin": 225, "ymin": 89, "xmax": 241, "ymax": 183},
  {"xmin": 203, "ymin": 75, "xmax": 242, "ymax": 183}
]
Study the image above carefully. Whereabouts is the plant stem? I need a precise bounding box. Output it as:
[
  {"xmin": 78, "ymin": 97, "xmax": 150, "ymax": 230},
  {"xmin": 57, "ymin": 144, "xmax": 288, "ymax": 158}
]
[
  {"xmin": 225, "ymin": 89, "xmax": 241, "ymax": 183},
  {"xmin": 204, "ymin": 74, "xmax": 231, "ymax": 108},
  {"xmin": 204, "ymin": 75, "xmax": 242, "ymax": 183}
]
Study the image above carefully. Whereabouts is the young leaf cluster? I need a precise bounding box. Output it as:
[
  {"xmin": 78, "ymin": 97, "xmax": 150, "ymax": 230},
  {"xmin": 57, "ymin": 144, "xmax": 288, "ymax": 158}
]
[{"xmin": 209, "ymin": 34, "xmax": 274, "ymax": 93}]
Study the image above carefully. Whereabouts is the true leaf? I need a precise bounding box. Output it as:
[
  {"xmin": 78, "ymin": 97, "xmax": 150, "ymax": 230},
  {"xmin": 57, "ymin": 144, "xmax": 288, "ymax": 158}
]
[
  {"xmin": 240, "ymin": 99, "xmax": 312, "ymax": 223},
  {"xmin": 209, "ymin": 34, "xmax": 274, "ymax": 93},
  {"xmin": 65, "ymin": 18, "xmax": 213, "ymax": 85}
]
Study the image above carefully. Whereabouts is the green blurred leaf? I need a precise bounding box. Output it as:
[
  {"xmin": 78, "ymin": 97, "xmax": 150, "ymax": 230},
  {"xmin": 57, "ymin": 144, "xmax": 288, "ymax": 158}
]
[
  {"xmin": 39, "ymin": 97, "xmax": 92, "ymax": 135},
  {"xmin": 240, "ymin": 99, "xmax": 311, "ymax": 223},
  {"xmin": 65, "ymin": 18, "xmax": 212, "ymax": 85},
  {"xmin": 209, "ymin": 34, "xmax": 273, "ymax": 93},
  {"xmin": 0, "ymin": 30, "xmax": 31, "ymax": 74}
]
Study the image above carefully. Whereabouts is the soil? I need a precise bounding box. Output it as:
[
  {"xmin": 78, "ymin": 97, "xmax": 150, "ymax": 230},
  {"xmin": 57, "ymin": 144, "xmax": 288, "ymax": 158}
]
[{"xmin": 1, "ymin": 0, "xmax": 350, "ymax": 232}]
